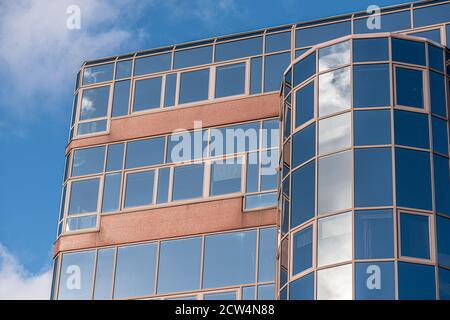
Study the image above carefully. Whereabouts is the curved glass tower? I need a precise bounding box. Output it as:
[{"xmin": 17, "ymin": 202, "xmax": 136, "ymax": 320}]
[{"xmin": 279, "ymin": 33, "xmax": 450, "ymax": 300}]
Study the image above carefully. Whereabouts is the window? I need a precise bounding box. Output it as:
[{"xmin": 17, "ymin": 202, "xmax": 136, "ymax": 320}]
[
  {"xmin": 157, "ymin": 237, "xmax": 202, "ymax": 294},
  {"xmin": 124, "ymin": 171, "xmax": 155, "ymax": 208},
  {"xmin": 134, "ymin": 53, "xmax": 171, "ymax": 76},
  {"xmin": 203, "ymin": 230, "xmax": 256, "ymax": 288},
  {"xmin": 318, "ymin": 212, "xmax": 352, "ymax": 267},
  {"xmin": 392, "ymin": 38, "xmax": 426, "ymax": 66},
  {"xmin": 290, "ymin": 273, "xmax": 314, "ymax": 300},
  {"xmin": 411, "ymin": 29, "xmax": 441, "ymax": 44},
  {"xmin": 413, "ymin": 2, "xmax": 450, "ymax": 27},
  {"xmin": 429, "ymin": 71, "xmax": 447, "ymax": 117},
  {"xmin": 209, "ymin": 160, "xmax": 242, "ymax": 196},
  {"xmin": 83, "ymin": 63, "xmax": 114, "ymax": 85},
  {"xmin": 106, "ymin": 143, "xmax": 124, "ymax": 172},
  {"xmin": 58, "ymin": 251, "xmax": 95, "ymax": 300},
  {"xmin": 436, "ymin": 215, "xmax": 450, "ymax": 267},
  {"xmin": 292, "ymin": 123, "xmax": 315, "ymax": 167},
  {"xmin": 439, "ymin": 267, "xmax": 450, "ymax": 300},
  {"xmin": 296, "ymin": 21, "xmax": 351, "ymax": 48},
  {"xmin": 204, "ymin": 292, "xmax": 237, "ymax": 300},
  {"xmin": 318, "ymin": 66, "xmax": 351, "ymax": 117},
  {"xmin": 215, "ymin": 37, "xmax": 262, "ymax": 62},
  {"xmin": 125, "ymin": 137, "xmax": 165, "ymax": 169},
  {"xmin": 174, "ymin": 45, "xmax": 213, "ymax": 69},
  {"xmin": 318, "ymin": 41, "xmax": 350, "ymax": 72},
  {"xmin": 210, "ymin": 122, "xmax": 260, "ymax": 157},
  {"xmin": 355, "ymin": 262, "xmax": 395, "ymax": 300},
  {"xmin": 397, "ymin": 262, "xmax": 436, "ymax": 300},
  {"xmin": 93, "ymin": 248, "xmax": 115, "ymax": 300},
  {"xmin": 353, "ymin": 64, "xmax": 390, "ymax": 108},
  {"xmin": 156, "ymin": 167, "xmax": 170, "ymax": 204},
  {"xmin": 242, "ymin": 286, "xmax": 255, "ymax": 300},
  {"xmin": 260, "ymin": 149, "xmax": 278, "ymax": 191},
  {"xmin": 257, "ymin": 284, "xmax": 275, "ymax": 300},
  {"xmin": 354, "ymin": 110, "xmax": 391, "ymax": 146},
  {"xmin": 112, "ymin": 80, "xmax": 130, "ymax": 117},
  {"xmin": 172, "ymin": 164, "xmax": 204, "ymax": 201},
  {"xmin": 164, "ymin": 74, "xmax": 177, "ymax": 107},
  {"xmin": 215, "ymin": 62, "xmax": 246, "ymax": 98},
  {"xmin": 395, "ymin": 148, "xmax": 432, "ymax": 211},
  {"xmin": 116, "ymin": 60, "xmax": 132, "ymax": 79},
  {"xmin": 72, "ymin": 146, "xmax": 105, "ymax": 177},
  {"xmin": 179, "ymin": 69, "xmax": 210, "ymax": 104},
  {"xmin": 318, "ymin": 151, "xmax": 352, "ymax": 215},
  {"xmin": 293, "ymin": 52, "xmax": 316, "ymax": 87},
  {"xmin": 354, "ymin": 210, "xmax": 394, "ymax": 259},
  {"xmin": 266, "ymin": 31, "xmax": 290, "ymax": 53},
  {"xmin": 114, "ymin": 243, "xmax": 157, "ymax": 299},
  {"xmin": 354, "ymin": 148, "xmax": 393, "ymax": 207},
  {"xmin": 432, "ymin": 117, "xmax": 449, "ymax": 155},
  {"xmin": 258, "ymin": 228, "xmax": 276, "ymax": 282},
  {"xmin": 77, "ymin": 120, "xmax": 107, "ymax": 136},
  {"xmin": 101, "ymin": 173, "xmax": 122, "ymax": 213},
  {"xmin": 68, "ymin": 178, "xmax": 100, "ymax": 215},
  {"xmin": 354, "ymin": 10, "xmax": 410, "ymax": 34},
  {"xmin": 434, "ymin": 155, "xmax": 450, "ymax": 215},
  {"xmin": 317, "ymin": 264, "xmax": 352, "ymax": 300},
  {"xmin": 291, "ymin": 161, "xmax": 315, "ymax": 228},
  {"xmin": 244, "ymin": 192, "xmax": 277, "ymax": 210},
  {"xmin": 262, "ymin": 119, "xmax": 279, "ymax": 149},
  {"xmin": 318, "ymin": 112, "xmax": 351, "ymax": 155},
  {"xmin": 295, "ymin": 81, "xmax": 314, "ymax": 128},
  {"xmin": 250, "ymin": 57, "xmax": 262, "ymax": 94},
  {"xmin": 65, "ymin": 215, "xmax": 97, "ymax": 232},
  {"xmin": 80, "ymin": 86, "xmax": 110, "ymax": 120},
  {"xmin": 167, "ymin": 130, "xmax": 208, "ymax": 163},
  {"xmin": 246, "ymin": 152, "xmax": 258, "ymax": 193},
  {"xmin": 264, "ymin": 52, "xmax": 290, "ymax": 92},
  {"xmin": 352, "ymin": 38, "xmax": 389, "ymax": 62},
  {"xmin": 428, "ymin": 45, "xmax": 444, "ymax": 72},
  {"xmin": 395, "ymin": 67, "xmax": 424, "ymax": 109},
  {"xmin": 133, "ymin": 77, "xmax": 162, "ymax": 111},
  {"xmin": 283, "ymin": 107, "xmax": 291, "ymax": 140},
  {"xmin": 394, "ymin": 110, "xmax": 429, "ymax": 149},
  {"xmin": 400, "ymin": 213, "xmax": 430, "ymax": 260},
  {"xmin": 293, "ymin": 226, "xmax": 313, "ymax": 275}
]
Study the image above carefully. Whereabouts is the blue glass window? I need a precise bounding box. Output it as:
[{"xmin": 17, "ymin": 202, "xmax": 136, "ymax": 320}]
[
  {"xmin": 398, "ymin": 262, "xmax": 436, "ymax": 300},
  {"xmin": 283, "ymin": 107, "xmax": 291, "ymax": 139},
  {"xmin": 354, "ymin": 10, "xmax": 410, "ymax": 34},
  {"xmin": 172, "ymin": 164, "xmax": 204, "ymax": 201},
  {"xmin": 264, "ymin": 52, "xmax": 291, "ymax": 92},
  {"xmin": 156, "ymin": 167, "xmax": 170, "ymax": 204},
  {"xmin": 392, "ymin": 38, "xmax": 426, "ymax": 66},
  {"xmin": 124, "ymin": 170, "xmax": 154, "ymax": 208},
  {"xmin": 354, "ymin": 110, "xmax": 391, "ymax": 146},
  {"xmin": 246, "ymin": 152, "xmax": 259, "ymax": 193},
  {"xmin": 318, "ymin": 66, "xmax": 351, "ymax": 117},
  {"xmin": 250, "ymin": 57, "xmax": 262, "ymax": 94},
  {"xmin": 179, "ymin": 69, "xmax": 210, "ymax": 104},
  {"xmin": 258, "ymin": 228, "xmax": 276, "ymax": 282},
  {"xmin": 262, "ymin": 119, "xmax": 279, "ymax": 149},
  {"xmin": 353, "ymin": 38, "xmax": 389, "ymax": 62},
  {"xmin": 353, "ymin": 64, "xmax": 390, "ymax": 108},
  {"xmin": 210, "ymin": 161, "xmax": 242, "ymax": 196},
  {"xmin": 295, "ymin": 81, "xmax": 314, "ymax": 128},
  {"xmin": 112, "ymin": 80, "xmax": 130, "ymax": 117},
  {"xmin": 293, "ymin": 226, "xmax": 313, "ymax": 275},
  {"xmin": 296, "ymin": 21, "xmax": 351, "ymax": 48},
  {"xmin": 292, "ymin": 123, "xmax": 315, "ymax": 168},
  {"xmin": 101, "ymin": 173, "xmax": 122, "ymax": 213},
  {"xmin": 210, "ymin": 122, "xmax": 260, "ymax": 157},
  {"xmin": 58, "ymin": 251, "xmax": 95, "ymax": 300},
  {"xmin": 289, "ymin": 273, "xmax": 314, "ymax": 300},
  {"xmin": 439, "ymin": 267, "xmax": 450, "ymax": 300},
  {"xmin": 204, "ymin": 292, "xmax": 237, "ymax": 300},
  {"xmin": 266, "ymin": 32, "xmax": 291, "ymax": 53},
  {"xmin": 215, "ymin": 62, "xmax": 246, "ymax": 98},
  {"xmin": 215, "ymin": 37, "xmax": 263, "ymax": 62},
  {"xmin": 125, "ymin": 137, "xmax": 165, "ymax": 169},
  {"xmin": 291, "ymin": 161, "xmax": 315, "ymax": 228},
  {"xmin": 413, "ymin": 2, "xmax": 450, "ymax": 27},
  {"xmin": 68, "ymin": 178, "xmax": 100, "ymax": 215},
  {"xmin": 355, "ymin": 262, "xmax": 395, "ymax": 300},
  {"xmin": 106, "ymin": 143, "xmax": 124, "ymax": 172},
  {"xmin": 354, "ymin": 210, "xmax": 394, "ymax": 259},
  {"xmin": 429, "ymin": 71, "xmax": 447, "ymax": 117},
  {"xmin": 400, "ymin": 213, "xmax": 430, "ymax": 259},
  {"xmin": 261, "ymin": 149, "xmax": 278, "ymax": 191},
  {"xmin": 134, "ymin": 53, "xmax": 171, "ymax": 76},
  {"xmin": 133, "ymin": 77, "xmax": 162, "ymax": 111},
  {"xmin": 434, "ymin": 155, "xmax": 450, "ymax": 216},
  {"xmin": 174, "ymin": 46, "xmax": 212, "ymax": 69},
  {"xmin": 258, "ymin": 284, "xmax": 274, "ymax": 300},
  {"xmin": 410, "ymin": 29, "xmax": 441, "ymax": 44},
  {"xmin": 72, "ymin": 146, "xmax": 105, "ymax": 177},
  {"xmin": 77, "ymin": 120, "xmax": 107, "ymax": 136},
  {"xmin": 115, "ymin": 60, "xmax": 132, "ymax": 79},
  {"xmin": 395, "ymin": 148, "xmax": 432, "ymax": 211},
  {"xmin": 167, "ymin": 130, "xmax": 208, "ymax": 163},
  {"xmin": 93, "ymin": 248, "xmax": 115, "ymax": 300},
  {"xmin": 437, "ymin": 215, "xmax": 450, "ymax": 267},
  {"xmin": 355, "ymin": 148, "xmax": 393, "ymax": 207},
  {"xmin": 244, "ymin": 192, "xmax": 277, "ymax": 210},
  {"xmin": 394, "ymin": 110, "xmax": 429, "ymax": 149},
  {"xmin": 432, "ymin": 117, "xmax": 449, "ymax": 155},
  {"xmin": 293, "ymin": 52, "xmax": 316, "ymax": 87},
  {"xmin": 80, "ymin": 86, "xmax": 110, "ymax": 120},
  {"xmin": 83, "ymin": 63, "xmax": 114, "ymax": 85},
  {"xmin": 163, "ymin": 74, "xmax": 177, "ymax": 108},
  {"xmin": 395, "ymin": 67, "xmax": 424, "ymax": 109}
]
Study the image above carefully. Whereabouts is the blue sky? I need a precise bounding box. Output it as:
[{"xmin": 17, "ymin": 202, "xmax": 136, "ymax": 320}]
[{"xmin": 0, "ymin": 0, "xmax": 415, "ymax": 298}]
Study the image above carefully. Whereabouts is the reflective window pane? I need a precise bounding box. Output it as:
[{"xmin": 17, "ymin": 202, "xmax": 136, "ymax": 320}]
[
  {"xmin": 179, "ymin": 69, "xmax": 210, "ymax": 104},
  {"xmin": 291, "ymin": 161, "xmax": 315, "ymax": 228},
  {"xmin": 436, "ymin": 215, "xmax": 450, "ymax": 267},
  {"xmin": 353, "ymin": 64, "xmax": 390, "ymax": 108},
  {"xmin": 264, "ymin": 52, "xmax": 291, "ymax": 92},
  {"xmin": 258, "ymin": 228, "xmax": 276, "ymax": 282},
  {"xmin": 352, "ymin": 38, "xmax": 389, "ymax": 62},
  {"xmin": 203, "ymin": 230, "xmax": 256, "ymax": 288},
  {"xmin": 394, "ymin": 110, "xmax": 429, "ymax": 149},
  {"xmin": 400, "ymin": 213, "xmax": 430, "ymax": 260},
  {"xmin": 432, "ymin": 117, "xmax": 449, "ymax": 155},
  {"xmin": 157, "ymin": 237, "xmax": 202, "ymax": 294},
  {"xmin": 246, "ymin": 152, "xmax": 259, "ymax": 193},
  {"xmin": 411, "ymin": 29, "xmax": 441, "ymax": 44},
  {"xmin": 293, "ymin": 226, "xmax": 313, "ymax": 275},
  {"xmin": 295, "ymin": 81, "xmax": 314, "ymax": 128},
  {"xmin": 210, "ymin": 161, "xmax": 242, "ymax": 196},
  {"xmin": 172, "ymin": 164, "xmax": 204, "ymax": 201},
  {"xmin": 101, "ymin": 173, "xmax": 122, "ymax": 213},
  {"xmin": 293, "ymin": 52, "xmax": 316, "ymax": 87},
  {"xmin": 430, "ymin": 71, "xmax": 447, "ymax": 117},
  {"xmin": 167, "ymin": 130, "xmax": 208, "ymax": 163},
  {"xmin": 106, "ymin": 143, "xmax": 124, "ymax": 172},
  {"xmin": 292, "ymin": 123, "xmax": 315, "ymax": 168},
  {"xmin": 133, "ymin": 77, "xmax": 162, "ymax": 111},
  {"xmin": 413, "ymin": 2, "xmax": 450, "ymax": 27},
  {"xmin": 395, "ymin": 67, "xmax": 424, "ymax": 109},
  {"xmin": 318, "ymin": 212, "xmax": 352, "ymax": 267},
  {"xmin": 319, "ymin": 66, "xmax": 351, "ymax": 117},
  {"xmin": 355, "ymin": 209, "xmax": 394, "ymax": 259},
  {"xmin": 77, "ymin": 120, "xmax": 107, "ymax": 136},
  {"xmin": 392, "ymin": 38, "xmax": 426, "ymax": 66},
  {"xmin": 318, "ymin": 112, "xmax": 351, "ymax": 155},
  {"xmin": 428, "ymin": 45, "xmax": 444, "ymax": 72},
  {"xmin": 317, "ymin": 264, "xmax": 352, "ymax": 300},
  {"xmin": 215, "ymin": 62, "xmax": 246, "ymax": 98},
  {"xmin": 318, "ymin": 41, "xmax": 350, "ymax": 72},
  {"xmin": 355, "ymin": 262, "xmax": 395, "ymax": 300},
  {"xmin": 296, "ymin": 21, "xmax": 351, "ymax": 48},
  {"xmin": 65, "ymin": 215, "xmax": 97, "ymax": 232},
  {"xmin": 242, "ymin": 286, "xmax": 256, "ymax": 300},
  {"xmin": 261, "ymin": 149, "xmax": 278, "ymax": 191},
  {"xmin": 262, "ymin": 119, "xmax": 279, "ymax": 149},
  {"xmin": 112, "ymin": 80, "xmax": 130, "ymax": 117},
  {"xmin": 80, "ymin": 86, "xmax": 110, "ymax": 120},
  {"xmin": 83, "ymin": 63, "xmax": 114, "ymax": 85},
  {"xmin": 125, "ymin": 137, "xmax": 165, "ymax": 169},
  {"xmin": 58, "ymin": 251, "xmax": 95, "ymax": 300},
  {"xmin": 114, "ymin": 243, "xmax": 157, "ymax": 299},
  {"xmin": 93, "ymin": 248, "xmax": 115, "ymax": 300},
  {"xmin": 354, "ymin": 110, "xmax": 391, "ymax": 146},
  {"xmin": 204, "ymin": 292, "xmax": 237, "ymax": 300},
  {"xmin": 72, "ymin": 146, "xmax": 105, "ymax": 177},
  {"xmin": 68, "ymin": 178, "xmax": 100, "ymax": 215},
  {"xmin": 266, "ymin": 31, "xmax": 291, "ymax": 53},
  {"xmin": 244, "ymin": 192, "xmax": 277, "ymax": 210},
  {"xmin": 439, "ymin": 267, "xmax": 450, "ymax": 300},
  {"xmin": 156, "ymin": 167, "xmax": 170, "ymax": 204},
  {"xmin": 210, "ymin": 122, "xmax": 260, "ymax": 157},
  {"xmin": 354, "ymin": 10, "xmax": 410, "ymax": 34},
  {"xmin": 116, "ymin": 60, "xmax": 132, "ymax": 79},
  {"xmin": 318, "ymin": 151, "xmax": 352, "ymax": 215},
  {"xmin": 258, "ymin": 284, "xmax": 275, "ymax": 300},
  {"xmin": 215, "ymin": 37, "xmax": 262, "ymax": 62},
  {"xmin": 398, "ymin": 262, "xmax": 436, "ymax": 300},
  {"xmin": 164, "ymin": 73, "xmax": 177, "ymax": 108},
  {"xmin": 124, "ymin": 171, "xmax": 155, "ymax": 208},
  {"xmin": 289, "ymin": 273, "xmax": 314, "ymax": 300},
  {"xmin": 250, "ymin": 57, "xmax": 262, "ymax": 94},
  {"xmin": 174, "ymin": 46, "xmax": 213, "ymax": 69},
  {"xmin": 434, "ymin": 155, "xmax": 450, "ymax": 216},
  {"xmin": 134, "ymin": 53, "xmax": 171, "ymax": 76}
]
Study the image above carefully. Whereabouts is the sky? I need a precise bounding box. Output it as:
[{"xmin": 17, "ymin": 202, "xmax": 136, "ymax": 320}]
[{"xmin": 0, "ymin": 0, "xmax": 416, "ymax": 299}]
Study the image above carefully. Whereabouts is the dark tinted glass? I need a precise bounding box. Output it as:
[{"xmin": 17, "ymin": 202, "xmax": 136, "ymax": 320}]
[
  {"xmin": 215, "ymin": 37, "xmax": 263, "ymax": 62},
  {"xmin": 80, "ymin": 86, "xmax": 110, "ymax": 120},
  {"xmin": 436, "ymin": 215, "xmax": 450, "ymax": 267},
  {"xmin": 353, "ymin": 64, "xmax": 390, "ymax": 108},
  {"xmin": 106, "ymin": 143, "xmax": 124, "ymax": 172},
  {"xmin": 134, "ymin": 53, "xmax": 171, "ymax": 76},
  {"xmin": 395, "ymin": 148, "xmax": 432, "ymax": 210},
  {"xmin": 392, "ymin": 38, "xmax": 426, "ymax": 66},
  {"xmin": 68, "ymin": 178, "xmax": 100, "ymax": 215},
  {"xmin": 413, "ymin": 2, "xmax": 450, "ymax": 27},
  {"xmin": 296, "ymin": 21, "xmax": 351, "ymax": 48},
  {"xmin": 258, "ymin": 228, "xmax": 276, "ymax": 282},
  {"xmin": 125, "ymin": 137, "xmax": 165, "ymax": 169},
  {"xmin": 432, "ymin": 117, "xmax": 449, "ymax": 155},
  {"xmin": 174, "ymin": 46, "xmax": 212, "ymax": 69},
  {"xmin": 439, "ymin": 267, "xmax": 450, "ymax": 300},
  {"xmin": 353, "ymin": 38, "xmax": 389, "ymax": 62},
  {"xmin": 292, "ymin": 124, "xmax": 315, "ymax": 168},
  {"xmin": 429, "ymin": 71, "xmax": 447, "ymax": 117},
  {"xmin": 204, "ymin": 292, "xmax": 237, "ymax": 300},
  {"xmin": 395, "ymin": 67, "xmax": 424, "ymax": 109},
  {"xmin": 355, "ymin": 210, "xmax": 394, "ymax": 259},
  {"xmin": 172, "ymin": 164, "xmax": 204, "ymax": 201},
  {"xmin": 293, "ymin": 226, "xmax": 313, "ymax": 275},
  {"xmin": 283, "ymin": 107, "xmax": 291, "ymax": 139},
  {"xmin": 101, "ymin": 173, "xmax": 122, "ymax": 213},
  {"xmin": 394, "ymin": 110, "xmax": 429, "ymax": 149},
  {"xmin": 354, "ymin": 10, "xmax": 410, "ymax": 34},
  {"xmin": 266, "ymin": 32, "xmax": 291, "ymax": 53},
  {"xmin": 124, "ymin": 171, "xmax": 154, "ymax": 208},
  {"xmin": 354, "ymin": 110, "xmax": 391, "ymax": 146},
  {"xmin": 133, "ymin": 77, "xmax": 162, "ymax": 111},
  {"xmin": 210, "ymin": 161, "xmax": 242, "ymax": 196},
  {"xmin": 93, "ymin": 248, "xmax": 115, "ymax": 300},
  {"xmin": 58, "ymin": 251, "xmax": 95, "ymax": 300},
  {"xmin": 400, "ymin": 213, "xmax": 430, "ymax": 259},
  {"xmin": 83, "ymin": 63, "xmax": 114, "ymax": 85},
  {"xmin": 293, "ymin": 52, "xmax": 316, "ymax": 87},
  {"xmin": 295, "ymin": 81, "xmax": 314, "ymax": 128},
  {"xmin": 156, "ymin": 167, "xmax": 170, "ymax": 204},
  {"xmin": 434, "ymin": 155, "xmax": 450, "ymax": 215},
  {"xmin": 355, "ymin": 148, "xmax": 393, "ymax": 207},
  {"xmin": 250, "ymin": 57, "xmax": 262, "ymax": 94},
  {"xmin": 264, "ymin": 52, "xmax": 291, "ymax": 92},
  {"xmin": 112, "ymin": 80, "xmax": 130, "ymax": 117},
  {"xmin": 72, "ymin": 146, "xmax": 105, "ymax": 177},
  {"xmin": 116, "ymin": 60, "xmax": 132, "ymax": 79},
  {"xmin": 411, "ymin": 29, "xmax": 441, "ymax": 44},
  {"xmin": 262, "ymin": 119, "xmax": 280, "ymax": 149},
  {"xmin": 70, "ymin": 94, "xmax": 78, "ymax": 127},
  {"xmin": 246, "ymin": 152, "xmax": 259, "ymax": 193},
  {"xmin": 163, "ymin": 74, "xmax": 177, "ymax": 107},
  {"xmin": 179, "ymin": 69, "xmax": 209, "ymax": 104},
  {"xmin": 291, "ymin": 161, "xmax": 315, "ymax": 228},
  {"xmin": 355, "ymin": 262, "xmax": 395, "ymax": 300},
  {"xmin": 215, "ymin": 62, "xmax": 246, "ymax": 98},
  {"xmin": 289, "ymin": 273, "xmax": 314, "ymax": 300},
  {"xmin": 398, "ymin": 262, "xmax": 436, "ymax": 300}
]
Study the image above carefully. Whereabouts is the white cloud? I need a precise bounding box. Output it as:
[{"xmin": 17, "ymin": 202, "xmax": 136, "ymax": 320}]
[{"xmin": 0, "ymin": 244, "xmax": 52, "ymax": 300}]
